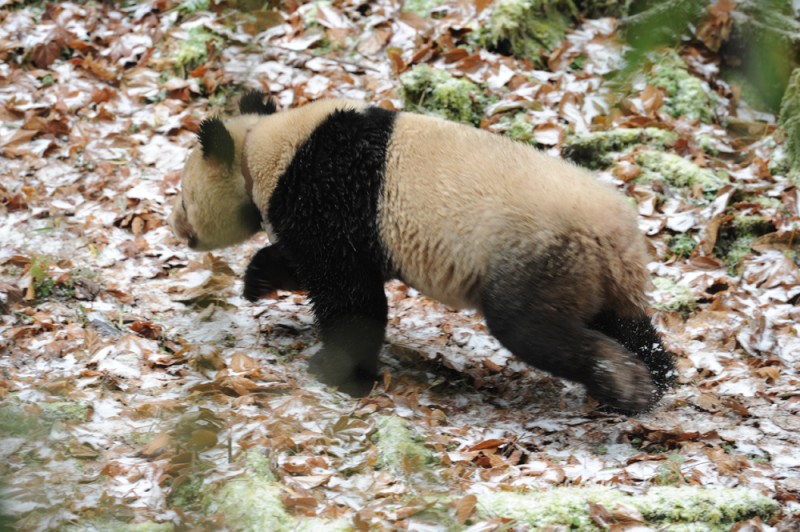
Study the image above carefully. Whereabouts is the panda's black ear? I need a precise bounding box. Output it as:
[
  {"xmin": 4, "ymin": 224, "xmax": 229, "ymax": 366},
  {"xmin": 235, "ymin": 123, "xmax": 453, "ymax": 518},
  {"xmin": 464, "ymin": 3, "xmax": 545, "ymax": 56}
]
[
  {"xmin": 239, "ymin": 90, "xmax": 277, "ymax": 116},
  {"xmin": 198, "ymin": 117, "xmax": 234, "ymax": 167}
]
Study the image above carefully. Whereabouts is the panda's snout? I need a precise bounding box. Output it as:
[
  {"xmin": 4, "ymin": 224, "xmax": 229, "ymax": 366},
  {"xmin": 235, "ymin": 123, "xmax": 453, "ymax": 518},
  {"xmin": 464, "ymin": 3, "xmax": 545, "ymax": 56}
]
[{"xmin": 168, "ymin": 207, "xmax": 199, "ymax": 249}]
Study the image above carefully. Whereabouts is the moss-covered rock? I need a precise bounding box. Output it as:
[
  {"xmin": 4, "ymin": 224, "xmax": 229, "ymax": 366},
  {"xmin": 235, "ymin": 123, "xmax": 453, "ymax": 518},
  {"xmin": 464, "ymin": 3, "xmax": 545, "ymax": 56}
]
[
  {"xmin": 192, "ymin": 451, "xmax": 348, "ymax": 531},
  {"xmin": 173, "ymin": 26, "xmax": 217, "ymax": 74},
  {"xmin": 667, "ymin": 233, "xmax": 697, "ymax": 259},
  {"xmin": 778, "ymin": 68, "xmax": 800, "ymax": 182},
  {"xmin": 636, "ymin": 486, "xmax": 777, "ymax": 529},
  {"xmin": 0, "ymin": 404, "xmax": 41, "ymax": 436},
  {"xmin": 203, "ymin": 477, "xmax": 293, "ymax": 531},
  {"xmin": 480, "ymin": 486, "xmax": 777, "ymax": 530},
  {"xmin": 634, "ymin": 150, "xmax": 726, "ymax": 195},
  {"xmin": 374, "ymin": 415, "xmax": 434, "ymax": 471},
  {"xmin": 169, "ymin": 476, "xmax": 205, "ymax": 511},
  {"xmin": 66, "ymin": 520, "xmax": 175, "ymax": 532},
  {"xmin": 486, "ymin": 0, "xmax": 573, "ymax": 63},
  {"xmin": 573, "ymin": 0, "xmax": 633, "ymax": 19},
  {"xmin": 562, "ymin": 127, "xmax": 677, "ymax": 169},
  {"xmin": 483, "ymin": 0, "xmax": 638, "ymax": 62},
  {"xmin": 40, "ymin": 401, "xmax": 91, "ymax": 422},
  {"xmin": 646, "ymin": 50, "xmax": 720, "ymax": 123},
  {"xmin": 243, "ymin": 450, "xmax": 276, "ymax": 481},
  {"xmin": 399, "ymin": 65, "xmax": 486, "ymax": 125},
  {"xmin": 402, "ymin": 0, "xmax": 447, "ymax": 17},
  {"xmin": 501, "ymin": 113, "xmax": 539, "ymax": 145},
  {"xmin": 714, "ymin": 215, "xmax": 776, "ymax": 273},
  {"xmin": 652, "ymin": 276, "xmax": 696, "ymax": 316}
]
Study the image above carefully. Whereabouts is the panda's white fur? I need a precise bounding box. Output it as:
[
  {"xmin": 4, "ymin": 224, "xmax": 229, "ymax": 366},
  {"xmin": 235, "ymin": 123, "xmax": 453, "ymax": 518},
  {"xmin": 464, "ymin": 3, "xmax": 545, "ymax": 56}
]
[
  {"xmin": 380, "ymin": 112, "xmax": 649, "ymax": 316},
  {"xmin": 169, "ymin": 93, "xmax": 674, "ymax": 412}
]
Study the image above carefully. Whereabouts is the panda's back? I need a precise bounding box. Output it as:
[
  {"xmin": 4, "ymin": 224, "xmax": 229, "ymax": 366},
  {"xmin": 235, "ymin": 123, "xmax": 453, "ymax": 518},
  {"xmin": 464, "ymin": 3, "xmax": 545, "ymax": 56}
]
[{"xmin": 378, "ymin": 112, "xmax": 647, "ymax": 311}]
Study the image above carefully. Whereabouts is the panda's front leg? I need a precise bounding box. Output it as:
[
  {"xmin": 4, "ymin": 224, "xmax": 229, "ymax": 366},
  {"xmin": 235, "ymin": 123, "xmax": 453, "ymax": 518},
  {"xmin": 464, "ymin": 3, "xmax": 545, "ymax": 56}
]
[
  {"xmin": 243, "ymin": 243, "xmax": 303, "ymax": 302},
  {"xmin": 306, "ymin": 270, "xmax": 388, "ymax": 396}
]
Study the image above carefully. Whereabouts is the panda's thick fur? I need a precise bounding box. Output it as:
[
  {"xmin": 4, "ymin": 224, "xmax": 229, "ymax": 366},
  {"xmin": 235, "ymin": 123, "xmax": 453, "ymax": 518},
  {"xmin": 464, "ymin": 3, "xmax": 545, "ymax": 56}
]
[{"xmin": 169, "ymin": 91, "xmax": 675, "ymax": 412}]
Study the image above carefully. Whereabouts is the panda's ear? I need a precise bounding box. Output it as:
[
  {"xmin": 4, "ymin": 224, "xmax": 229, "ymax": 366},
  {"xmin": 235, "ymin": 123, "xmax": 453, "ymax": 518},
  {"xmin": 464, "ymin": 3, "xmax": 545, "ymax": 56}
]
[
  {"xmin": 239, "ymin": 90, "xmax": 277, "ymax": 116},
  {"xmin": 198, "ymin": 117, "xmax": 234, "ymax": 167}
]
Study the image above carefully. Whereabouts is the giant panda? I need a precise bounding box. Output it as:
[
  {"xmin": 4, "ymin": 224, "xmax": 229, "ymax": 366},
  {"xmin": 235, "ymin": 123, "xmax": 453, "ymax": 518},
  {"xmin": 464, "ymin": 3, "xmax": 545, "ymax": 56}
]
[{"xmin": 168, "ymin": 90, "xmax": 675, "ymax": 413}]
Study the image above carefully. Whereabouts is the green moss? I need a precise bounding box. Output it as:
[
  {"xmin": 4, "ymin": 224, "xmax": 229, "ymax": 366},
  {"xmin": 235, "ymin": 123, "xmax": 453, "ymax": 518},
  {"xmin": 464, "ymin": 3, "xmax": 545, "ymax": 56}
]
[
  {"xmin": 572, "ymin": 0, "xmax": 632, "ymax": 18},
  {"xmin": 120, "ymin": 523, "xmax": 174, "ymax": 532},
  {"xmin": 487, "ymin": 0, "xmax": 574, "ymax": 63},
  {"xmin": 402, "ymin": 0, "xmax": 447, "ymax": 17},
  {"xmin": 714, "ymin": 215, "xmax": 775, "ymax": 273},
  {"xmin": 293, "ymin": 518, "xmax": 353, "ymax": 532},
  {"xmin": 30, "ymin": 253, "xmax": 54, "ymax": 299},
  {"xmin": 169, "ymin": 476, "xmax": 205, "ymax": 510},
  {"xmin": 696, "ymin": 133, "xmax": 720, "ymax": 156},
  {"xmin": 177, "ymin": 0, "xmax": 209, "ymax": 14},
  {"xmin": 480, "ymin": 486, "xmax": 777, "ymax": 530},
  {"xmin": 177, "ymin": 451, "xmax": 346, "ymax": 531},
  {"xmin": 769, "ymin": 145, "xmax": 792, "ymax": 177},
  {"xmin": 501, "ymin": 113, "xmax": 538, "ymax": 145},
  {"xmin": 667, "ymin": 233, "xmax": 697, "ymax": 259},
  {"xmin": 174, "ymin": 26, "xmax": 217, "ymax": 74},
  {"xmin": 374, "ymin": 415, "xmax": 434, "ymax": 471},
  {"xmin": 244, "ymin": 450, "xmax": 275, "ymax": 482},
  {"xmin": 636, "ymin": 486, "xmax": 778, "ymax": 529},
  {"xmin": 647, "ymin": 50, "xmax": 721, "ymax": 123},
  {"xmin": 563, "ymin": 128, "xmax": 677, "ymax": 169},
  {"xmin": 399, "ymin": 65, "xmax": 486, "ymax": 125},
  {"xmin": 0, "ymin": 404, "xmax": 41, "ymax": 436},
  {"xmin": 114, "ymin": 522, "xmax": 174, "ymax": 532},
  {"xmin": 635, "ymin": 150, "xmax": 726, "ymax": 195},
  {"xmin": 203, "ymin": 477, "xmax": 293, "ymax": 532},
  {"xmin": 778, "ymin": 68, "xmax": 800, "ymax": 182},
  {"xmin": 66, "ymin": 520, "xmax": 175, "ymax": 532},
  {"xmin": 654, "ymin": 454, "xmax": 686, "ymax": 486},
  {"xmin": 39, "ymin": 401, "xmax": 91, "ymax": 422},
  {"xmin": 652, "ymin": 277, "xmax": 696, "ymax": 316}
]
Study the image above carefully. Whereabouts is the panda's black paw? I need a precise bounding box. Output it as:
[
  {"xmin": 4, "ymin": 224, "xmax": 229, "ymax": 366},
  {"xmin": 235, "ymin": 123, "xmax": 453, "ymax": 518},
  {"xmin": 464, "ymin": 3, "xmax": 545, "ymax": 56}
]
[
  {"xmin": 243, "ymin": 245, "xmax": 302, "ymax": 302},
  {"xmin": 586, "ymin": 352, "xmax": 657, "ymax": 414},
  {"xmin": 307, "ymin": 350, "xmax": 377, "ymax": 397}
]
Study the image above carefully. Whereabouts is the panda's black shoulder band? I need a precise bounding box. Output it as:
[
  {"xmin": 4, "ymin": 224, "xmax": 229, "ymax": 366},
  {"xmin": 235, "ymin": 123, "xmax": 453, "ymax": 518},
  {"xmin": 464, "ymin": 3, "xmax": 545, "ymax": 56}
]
[
  {"xmin": 198, "ymin": 117, "xmax": 235, "ymax": 167},
  {"xmin": 239, "ymin": 90, "xmax": 278, "ymax": 116}
]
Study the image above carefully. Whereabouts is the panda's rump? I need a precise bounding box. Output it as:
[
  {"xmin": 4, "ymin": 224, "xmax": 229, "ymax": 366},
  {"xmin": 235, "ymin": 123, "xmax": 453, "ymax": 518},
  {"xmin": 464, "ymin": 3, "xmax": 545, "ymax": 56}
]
[{"xmin": 378, "ymin": 112, "xmax": 648, "ymax": 314}]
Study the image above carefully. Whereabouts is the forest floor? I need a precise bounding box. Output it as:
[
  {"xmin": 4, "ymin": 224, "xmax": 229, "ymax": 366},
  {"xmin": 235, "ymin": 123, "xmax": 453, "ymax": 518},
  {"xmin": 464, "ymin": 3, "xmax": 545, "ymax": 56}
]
[{"xmin": 0, "ymin": 0, "xmax": 799, "ymax": 530}]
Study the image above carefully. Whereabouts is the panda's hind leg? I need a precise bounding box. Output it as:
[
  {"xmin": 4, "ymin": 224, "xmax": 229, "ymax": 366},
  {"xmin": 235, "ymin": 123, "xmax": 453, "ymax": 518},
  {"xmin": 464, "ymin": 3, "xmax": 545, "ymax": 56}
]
[
  {"xmin": 588, "ymin": 311, "xmax": 676, "ymax": 404},
  {"xmin": 481, "ymin": 257, "xmax": 656, "ymax": 413}
]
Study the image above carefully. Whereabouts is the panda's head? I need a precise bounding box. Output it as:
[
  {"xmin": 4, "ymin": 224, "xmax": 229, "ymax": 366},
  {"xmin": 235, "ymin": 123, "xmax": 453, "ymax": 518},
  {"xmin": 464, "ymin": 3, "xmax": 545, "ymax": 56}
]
[{"xmin": 168, "ymin": 91, "xmax": 276, "ymax": 251}]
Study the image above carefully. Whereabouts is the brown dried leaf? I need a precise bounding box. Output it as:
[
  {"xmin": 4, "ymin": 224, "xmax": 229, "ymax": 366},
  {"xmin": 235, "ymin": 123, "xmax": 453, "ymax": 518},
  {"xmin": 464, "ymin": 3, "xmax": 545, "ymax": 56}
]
[
  {"xmin": 468, "ymin": 439, "xmax": 506, "ymax": 451},
  {"xmin": 474, "ymin": 0, "xmax": 493, "ymax": 14},
  {"xmin": 640, "ymin": 85, "xmax": 664, "ymax": 115},
  {"xmin": 357, "ymin": 28, "xmax": 392, "ymax": 56},
  {"xmin": 754, "ymin": 366, "xmax": 780, "ymax": 383},
  {"xmin": 230, "ymin": 352, "xmax": 258, "ymax": 372},
  {"xmin": 139, "ymin": 432, "xmax": 171, "ymax": 458},
  {"xmin": 454, "ymin": 494, "xmax": 477, "ymax": 524},
  {"xmin": 588, "ymin": 501, "xmax": 615, "ymax": 529},
  {"xmin": 187, "ymin": 428, "xmax": 218, "ymax": 450},
  {"xmin": 387, "ymin": 47, "xmax": 406, "ymax": 74},
  {"xmin": 31, "ymin": 40, "xmax": 62, "ymax": 69}
]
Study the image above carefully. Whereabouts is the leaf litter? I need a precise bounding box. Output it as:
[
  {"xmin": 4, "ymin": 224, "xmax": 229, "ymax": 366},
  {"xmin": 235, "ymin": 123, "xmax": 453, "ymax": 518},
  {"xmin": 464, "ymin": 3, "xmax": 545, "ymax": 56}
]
[{"xmin": 0, "ymin": 0, "xmax": 798, "ymax": 530}]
